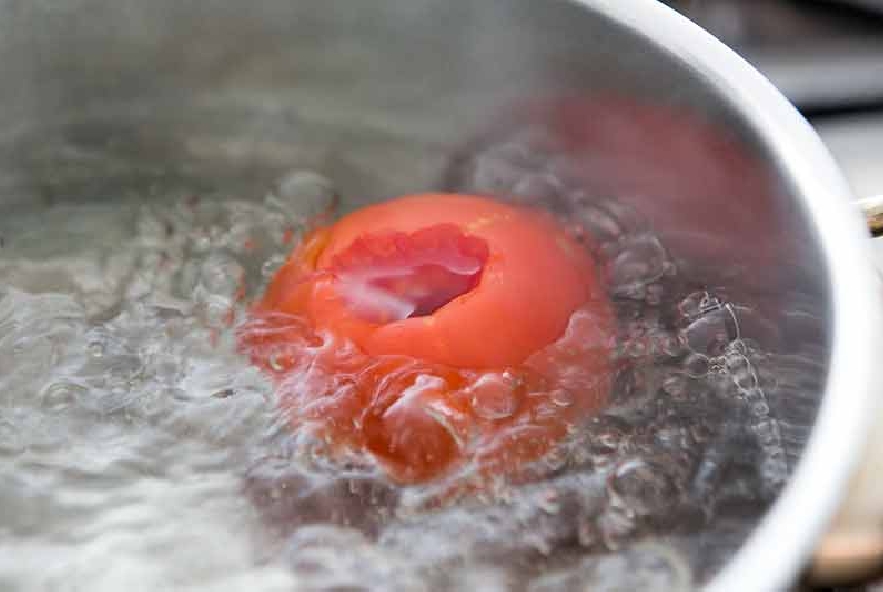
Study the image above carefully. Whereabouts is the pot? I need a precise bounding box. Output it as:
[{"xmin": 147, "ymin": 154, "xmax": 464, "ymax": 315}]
[{"xmin": 0, "ymin": 1, "xmax": 879, "ymax": 590}]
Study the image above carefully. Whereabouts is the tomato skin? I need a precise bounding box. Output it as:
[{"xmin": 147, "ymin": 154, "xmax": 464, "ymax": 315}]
[
  {"xmin": 276, "ymin": 193, "xmax": 604, "ymax": 369},
  {"xmin": 240, "ymin": 193, "xmax": 614, "ymax": 486}
]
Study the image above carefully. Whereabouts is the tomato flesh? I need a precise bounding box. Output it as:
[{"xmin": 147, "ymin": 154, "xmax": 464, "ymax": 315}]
[{"xmin": 327, "ymin": 223, "xmax": 489, "ymax": 322}]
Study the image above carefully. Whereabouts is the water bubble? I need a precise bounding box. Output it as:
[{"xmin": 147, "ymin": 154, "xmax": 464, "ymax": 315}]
[
  {"xmin": 286, "ymin": 542, "xmax": 390, "ymax": 591},
  {"xmin": 724, "ymin": 351, "xmax": 749, "ymax": 374},
  {"xmin": 536, "ymin": 488, "xmax": 562, "ymax": 514},
  {"xmin": 678, "ymin": 291, "xmax": 725, "ymax": 321},
  {"xmin": 607, "ymin": 458, "xmax": 678, "ymax": 517},
  {"xmin": 573, "ymin": 203, "xmax": 624, "ymax": 245},
  {"xmin": 209, "ymin": 225, "xmax": 226, "ymax": 244},
  {"xmin": 198, "ymin": 254, "xmax": 244, "ymax": 299},
  {"xmin": 550, "ymin": 389, "xmax": 575, "ymax": 408},
  {"xmin": 542, "ymin": 446, "xmax": 569, "ymax": 472},
  {"xmin": 269, "ymin": 171, "xmax": 337, "ymax": 220},
  {"xmin": 194, "ymin": 293, "xmax": 234, "ymax": 328},
  {"xmin": 0, "ymin": 418, "xmax": 22, "ymax": 455},
  {"xmin": 88, "ymin": 341, "xmax": 105, "ymax": 358},
  {"xmin": 661, "ymin": 335, "xmax": 685, "ymax": 358},
  {"xmin": 261, "ymin": 254, "xmax": 287, "ymax": 279},
  {"xmin": 728, "ymin": 305, "xmax": 781, "ymax": 351},
  {"xmin": 608, "ymin": 234, "xmax": 668, "ymax": 298},
  {"xmin": 512, "ymin": 173, "xmax": 568, "ymax": 211},
  {"xmin": 136, "ymin": 208, "xmax": 168, "ymax": 243},
  {"xmin": 247, "ymin": 463, "xmax": 398, "ymax": 539},
  {"xmin": 585, "ymin": 418, "xmax": 629, "ymax": 468},
  {"xmin": 192, "ymin": 232, "xmax": 212, "ymax": 253},
  {"xmin": 39, "ymin": 381, "xmax": 84, "ymax": 411},
  {"xmin": 599, "ymin": 199, "xmax": 648, "ymax": 234},
  {"xmin": 577, "ymin": 516, "xmax": 602, "ymax": 548},
  {"xmin": 623, "ymin": 336, "xmax": 649, "ymax": 359},
  {"xmin": 740, "ymin": 387, "xmax": 766, "ymax": 406},
  {"xmin": 654, "ymin": 426, "xmax": 690, "ymax": 451},
  {"xmin": 450, "ymin": 565, "xmax": 514, "ymax": 592},
  {"xmin": 469, "ymin": 153, "xmax": 528, "ymax": 196},
  {"xmin": 469, "ymin": 373, "xmax": 520, "ymax": 420},
  {"xmin": 729, "ymin": 356, "xmax": 759, "ymax": 392},
  {"xmin": 645, "ymin": 284, "xmax": 664, "ymax": 306},
  {"xmin": 662, "ymin": 374, "xmax": 688, "ymax": 399},
  {"xmin": 287, "ymin": 524, "xmax": 370, "ymax": 554},
  {"xmin": 528, "ymin": 565, "xmax": 588, "ymax": 592},
  {"xmin": 683, "ymin": 354, "xmax": 709, "ymax": 378},
  {"xmin": 145, "ymin": 349, "xmax": 184, "ymax": 385},
  {"xmin": 598, "ymin": 507, "xmax": 637, "ymax": 550},
  {"xmin": 532, "ymin": 546, "xmax": 693, "ymax": 592},
  {"xmin": 689, "ymin": 423, "xmax": 713, "ymax": 444},
  {"xmin": 761, "ymin": 448, "xmax": 788, "ymax": 481},
  {"xmin": 683, "ymin": 304, "xmax": 739, "ymax": 357},
  {"xmin": 753, "ymin": 420, "xmax": 777, "ymax": 443}
]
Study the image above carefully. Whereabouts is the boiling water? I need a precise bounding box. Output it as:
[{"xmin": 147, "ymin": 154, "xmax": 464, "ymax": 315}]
[{"xmin": 0, "ymin": 155, "xmax": 824, "ymax": 590}]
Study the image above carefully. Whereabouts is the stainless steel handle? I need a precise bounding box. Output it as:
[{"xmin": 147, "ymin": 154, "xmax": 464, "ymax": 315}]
[
  {"xmin": 807, "ymin": 195, "xmax": 883, "ymax": 587},
  {"xmin": 861, "ymin": 195, "xmax": 883, "ymax": 238},
  {"xmin": 808, "ymin": 423, "xmax": 883, "ymax": 586}
]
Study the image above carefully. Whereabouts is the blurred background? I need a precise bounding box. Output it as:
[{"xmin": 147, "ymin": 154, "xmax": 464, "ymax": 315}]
[{"xmin": 665, "ymin": 0, "xmax": 883, "ymax": 215}]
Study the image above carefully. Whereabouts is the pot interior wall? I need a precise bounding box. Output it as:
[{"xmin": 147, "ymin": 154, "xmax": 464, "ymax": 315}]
[{"xmin": 0, "ymin": 0, "xmax": 832, "ymax": 589}]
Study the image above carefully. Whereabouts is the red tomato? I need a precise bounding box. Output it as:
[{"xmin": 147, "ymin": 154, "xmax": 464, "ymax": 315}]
[{"xmin": 240, "ymin": 193, "xmax": 614, "ymax": 485}]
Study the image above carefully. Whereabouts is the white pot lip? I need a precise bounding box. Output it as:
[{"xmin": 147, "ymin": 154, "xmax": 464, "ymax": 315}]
[{"xmin": 570, "ymin": 1, "xmax": 882, "ymax": 590}]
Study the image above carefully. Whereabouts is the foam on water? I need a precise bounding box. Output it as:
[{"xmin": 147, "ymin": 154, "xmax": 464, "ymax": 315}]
[{"xmin": 0, "ymin": 163, "xmax": 825, "ymax": 590}]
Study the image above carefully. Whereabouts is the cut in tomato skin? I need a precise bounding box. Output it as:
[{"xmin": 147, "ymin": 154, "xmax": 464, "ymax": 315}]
[{"xmin": 239, "ymin": 193, "xmax": 615, "ymax": 485}]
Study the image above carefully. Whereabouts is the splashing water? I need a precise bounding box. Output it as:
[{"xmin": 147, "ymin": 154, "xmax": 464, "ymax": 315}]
[{"xmin": 0, "ymin": 158, "xmax": 825, "ymax": 591}]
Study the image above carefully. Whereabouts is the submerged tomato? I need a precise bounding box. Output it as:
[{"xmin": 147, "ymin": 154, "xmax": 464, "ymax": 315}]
[{"xmin": 240, "ymin": 193, "xmax": 614, "ymax": 485}]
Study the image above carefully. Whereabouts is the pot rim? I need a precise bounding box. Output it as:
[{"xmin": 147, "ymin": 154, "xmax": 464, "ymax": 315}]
[{"xmin": 575, "ymin": 1, "xmax": 883, "ymax": 590}]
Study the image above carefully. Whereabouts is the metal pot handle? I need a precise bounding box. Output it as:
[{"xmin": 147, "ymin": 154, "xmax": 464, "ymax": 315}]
[
  {"xmin": 806, "ymin": 195, "xmax": 883, "ymax": 587},
  {"xmin": 862, "ymin": 195, "xmax": 883, "ymax": 239}
]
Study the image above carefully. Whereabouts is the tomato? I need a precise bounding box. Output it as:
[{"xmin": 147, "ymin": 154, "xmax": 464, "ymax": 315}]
[{"xmin": 240, "ymin": 193, "xmax": 614, "ymax": 486}]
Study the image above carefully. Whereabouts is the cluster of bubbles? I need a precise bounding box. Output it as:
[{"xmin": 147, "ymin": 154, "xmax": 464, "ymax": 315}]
[
  {"xmin": 0, "ymin": 143, "xmax": 826, "ymax": 590},
  {"xmin": 240, "ymin": 139, "xmax": 821, "ymax": 589},
  {"xmin": 0, "ymin": 172, "xmax": 339, "ymax": 591}
]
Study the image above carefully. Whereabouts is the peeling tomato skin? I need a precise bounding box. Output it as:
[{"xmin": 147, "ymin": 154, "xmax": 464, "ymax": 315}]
[
  {"xmin": 297, "ymin": 194, "xmax": 603, "ymax": 369},
  {"xmin": 240, "ymin": 193, "xmax": 615, "ymax": 485},
  {"xmin": 327, "ymin": 223, "xmax": 489, "ymax": 323}
]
